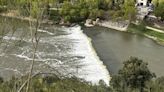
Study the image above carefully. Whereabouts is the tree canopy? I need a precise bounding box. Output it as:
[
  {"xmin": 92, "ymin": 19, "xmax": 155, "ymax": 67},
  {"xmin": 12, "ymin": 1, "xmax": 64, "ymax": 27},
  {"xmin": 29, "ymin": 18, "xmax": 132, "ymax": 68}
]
[
  {"xmin": 110, "ymin": 57, "xmax": 155, "ymax": 92},
  {"xmin": 154, "ymin": 2, "xmax": 164, "ymax": 20}
]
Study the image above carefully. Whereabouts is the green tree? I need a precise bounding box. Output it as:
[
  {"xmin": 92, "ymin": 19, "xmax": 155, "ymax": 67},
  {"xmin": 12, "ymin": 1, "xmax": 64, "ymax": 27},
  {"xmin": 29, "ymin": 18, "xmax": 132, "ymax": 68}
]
[
  {"xmin": 146, "ymin": 77, "xmax": 164, "ymax": 92},
  {"xmin": 110, "ymin": 75, "xmax": 124, "ymax": 92},
  {"xmin": 0, "ymin": 75, "xmax": 111, "ymax": 92},
  {"xmin": 0, "ymin": 0, "xmax": 7, "ymax": 5},
  {"xmin": 111, "ymin": 57, "xmax": 155, "ymax": 92},
  {"xmin": 122, "ymin": 0, "xmax": 136, "ymax": 20},
  {"xmin": 80, "ymin": 8, "xmax": 89, "ymax": 19},
  {"xmin": 98, "ymin": 0, "xmax": 112, "ymax": 10},
  {"xmin": 154, "ymin": 2, "xmax": 164, "ymax": 21}
]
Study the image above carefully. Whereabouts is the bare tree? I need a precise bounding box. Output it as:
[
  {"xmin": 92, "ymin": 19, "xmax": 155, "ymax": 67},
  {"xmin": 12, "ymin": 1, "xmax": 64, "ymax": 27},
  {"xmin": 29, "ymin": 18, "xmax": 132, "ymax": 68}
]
[
  {"xmin": 25, "ymin": 1, "xmax": 45, "ymax": 92},
  {"xmin": 1, "ymin": 0, "xmax": 78, "ymax": 92}
]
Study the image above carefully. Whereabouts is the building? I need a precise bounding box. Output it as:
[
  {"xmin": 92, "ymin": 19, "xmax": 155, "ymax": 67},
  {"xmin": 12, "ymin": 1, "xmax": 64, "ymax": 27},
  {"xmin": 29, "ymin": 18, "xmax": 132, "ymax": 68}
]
[
  {"xmin": 136, "ymin": 0, "xmax": 152, "ymax": 6},
  {"xmin": 136, "ymin": 0, "xmax": 154, "ymax": 20}
]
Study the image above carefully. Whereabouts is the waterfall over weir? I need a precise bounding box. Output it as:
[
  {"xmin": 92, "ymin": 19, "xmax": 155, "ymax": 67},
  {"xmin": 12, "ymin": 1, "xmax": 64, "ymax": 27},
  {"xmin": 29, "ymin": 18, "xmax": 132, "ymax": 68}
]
[{"xmin": 0, "ymin": 19, "xmax": 110, "ymax": 85}]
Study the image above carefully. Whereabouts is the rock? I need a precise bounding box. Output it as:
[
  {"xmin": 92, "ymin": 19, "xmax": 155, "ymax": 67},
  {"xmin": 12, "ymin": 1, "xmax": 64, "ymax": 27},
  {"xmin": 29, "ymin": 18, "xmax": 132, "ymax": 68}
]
[
  {"xmin": 48, "ymin": 21, "xmax": 54, "ymax": 25},
  {"xmin": 84, "ymin": 19, "xmax": 94, "ymax": 27},
  {"xmin": 86, "ymin": 19, "xmax": 93, "ymax": 24},
  {"xmin": 96, "ymin": 18, "xmax": 100, "ymax": 24},
  {"xmin": 93, "ymin": 21, "xmax": 96, "ymax": 25},
  {"xmin": 59, "ymin": 18, "xmax": 64, "ymax": 25},
  {"xmin": 70, "ymin": 23, "xmax": 76, "ymax": 27}
]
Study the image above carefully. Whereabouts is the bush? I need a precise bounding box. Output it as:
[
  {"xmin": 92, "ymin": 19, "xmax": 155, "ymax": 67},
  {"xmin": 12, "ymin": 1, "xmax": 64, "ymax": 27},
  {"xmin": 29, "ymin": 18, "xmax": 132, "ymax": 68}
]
[
  {"xmin": 110, "ymin": 57, "xmax": 155, "ymax": 92},
  {"xmin": 0, "ymin": 75, "xmax": 111, "ymax": 92},
  {"xmin": 17, "ymin": 2, "xmax": 30, "ymax": 17},
  {"xmin": 49, "ymin": 10, "xmax": 61, "ymax": 22},
  {"xmin": 146, "ymin": 77, "xmax": 164, "ymax": 92},
  {"xmin": 154, "ymin": 2, "xmax": 164, "ymax": 21},
  {"xmin": 138, "ymin": 22, "xmax": 147, "ymax": 32},
  {"xmin": 0, "ymin": 6, "xmax": 7, "ymax": 13}
]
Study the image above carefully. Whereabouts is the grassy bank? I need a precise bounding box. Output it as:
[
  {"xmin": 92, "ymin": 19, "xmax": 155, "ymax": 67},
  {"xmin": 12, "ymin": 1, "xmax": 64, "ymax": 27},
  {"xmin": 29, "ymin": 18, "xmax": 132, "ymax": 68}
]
[{"xmin": 127, "ymin": 23, "xmax": 164, "ymax": 45}]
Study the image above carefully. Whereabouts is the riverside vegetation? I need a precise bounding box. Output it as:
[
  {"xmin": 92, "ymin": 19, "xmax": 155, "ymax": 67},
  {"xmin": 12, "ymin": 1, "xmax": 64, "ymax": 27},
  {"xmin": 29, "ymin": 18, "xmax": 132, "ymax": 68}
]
[
  {"xmin": 1, "ymin": 0, "xmax": 164, "ymax": 44},
  {"xmin": 0, "ymin": 0, "xmax": 140, "ymax": 22},
  {"xmin": 0, "ymin": 57, "xmax": 163, "ymax": 92},
  {"xmin": 128, "ymin": 23, "xmax": 164, "ymax": 45},
  {"xmin": 0, "ymin": 0, "xmax": 164, "ymax": 21}
]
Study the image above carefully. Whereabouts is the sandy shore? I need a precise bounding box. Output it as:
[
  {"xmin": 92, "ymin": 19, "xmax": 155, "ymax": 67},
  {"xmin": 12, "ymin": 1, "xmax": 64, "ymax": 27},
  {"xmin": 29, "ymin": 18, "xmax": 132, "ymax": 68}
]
[
  {"xmin": 98, "ymin": 20, "xmax": 129, "ymax": 31},
  {"xmin": 146, "ymin": 26, "xmax": 164, "ymax": 33}
]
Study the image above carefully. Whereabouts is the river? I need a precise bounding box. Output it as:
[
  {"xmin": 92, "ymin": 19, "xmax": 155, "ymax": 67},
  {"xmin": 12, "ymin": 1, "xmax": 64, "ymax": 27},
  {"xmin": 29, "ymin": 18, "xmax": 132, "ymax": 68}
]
[
  {"xmin": 83, "ymin": 26, "xmax": 164, "ymax": 77},
  {"xmin": 0, "ymin": 17, "xmax": 110, "ymax": 85},
  {"xmin": 1, "ymin": 17, "xmax": 164, "ymax": 85}
]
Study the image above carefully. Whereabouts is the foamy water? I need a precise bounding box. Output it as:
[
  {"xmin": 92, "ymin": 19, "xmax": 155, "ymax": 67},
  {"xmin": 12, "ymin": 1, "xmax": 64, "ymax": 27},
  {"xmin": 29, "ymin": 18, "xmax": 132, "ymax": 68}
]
[
  {"xmin": 63, "ymin": 25, "xmax": 110, "ymax": 85},
  {"xmin": 0, "ymin": 24, "xmax": 110, "ymax": 85}
]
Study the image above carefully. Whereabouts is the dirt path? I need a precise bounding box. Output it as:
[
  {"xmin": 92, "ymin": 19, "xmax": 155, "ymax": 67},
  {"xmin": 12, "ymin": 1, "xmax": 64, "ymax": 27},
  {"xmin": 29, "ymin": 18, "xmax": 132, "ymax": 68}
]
[{"xmin": 146, "ymin": 26, "xmax": 164, "ymax": 33}]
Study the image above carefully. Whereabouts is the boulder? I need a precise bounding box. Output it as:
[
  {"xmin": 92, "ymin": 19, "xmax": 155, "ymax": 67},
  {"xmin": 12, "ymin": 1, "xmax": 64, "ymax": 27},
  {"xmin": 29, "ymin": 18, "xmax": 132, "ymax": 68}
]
[{"xmin": 85, "ymin": 19, "xmax": 94, "ymax": 27}]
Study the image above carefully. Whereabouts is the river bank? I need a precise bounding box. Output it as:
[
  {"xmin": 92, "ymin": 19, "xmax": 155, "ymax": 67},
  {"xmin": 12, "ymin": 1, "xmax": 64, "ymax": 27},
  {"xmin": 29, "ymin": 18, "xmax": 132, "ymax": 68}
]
[
  {"xmin": 84, "ymin": 18, "xmax": 164, "ymax": 46},
  {"xmin": 96, "ymin": 22, "xmax": 164, "ymax": 46},
  {"xmin": 1, "ymin": 11, "xmax": 164, "ymax": 51},
  {"xmin": 127, "ymin": 23, "xmax": 164, "ymax": 46},
  {"xmin": 97, "ymin": 20, "xmax": 129, "ymax": 31},
  {"xmin": 0, "ymin": 10, "xmax": 36, "ymax": 22},
  {"xmin": 2, "ymin": 11, "xmax": 164, "ymax": 47}
]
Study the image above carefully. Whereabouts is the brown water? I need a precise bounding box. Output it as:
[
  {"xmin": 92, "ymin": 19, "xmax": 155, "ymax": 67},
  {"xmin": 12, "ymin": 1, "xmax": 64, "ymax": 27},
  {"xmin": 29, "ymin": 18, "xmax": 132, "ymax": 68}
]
[{"xmin": 84, "ymin": 26, "xmax": 164, "ymax": 77}]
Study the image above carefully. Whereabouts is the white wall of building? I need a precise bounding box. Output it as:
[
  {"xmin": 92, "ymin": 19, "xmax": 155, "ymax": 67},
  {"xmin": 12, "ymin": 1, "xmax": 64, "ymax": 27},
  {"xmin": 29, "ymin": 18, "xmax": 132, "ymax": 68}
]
[{"xmin": 137, "ymin": 0, "xmax": 148, "ymax": 6}]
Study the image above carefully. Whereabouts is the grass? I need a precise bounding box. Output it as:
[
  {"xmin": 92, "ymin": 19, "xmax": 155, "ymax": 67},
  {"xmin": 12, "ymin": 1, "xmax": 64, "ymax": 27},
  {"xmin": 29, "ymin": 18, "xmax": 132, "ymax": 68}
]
[
  {"xmin": 145, "ymin": 30, "xmax": 164, "ymax": 40},
  {"xmin": 127, "ymin": 23, "xmax": 164, "ymax": 43}
]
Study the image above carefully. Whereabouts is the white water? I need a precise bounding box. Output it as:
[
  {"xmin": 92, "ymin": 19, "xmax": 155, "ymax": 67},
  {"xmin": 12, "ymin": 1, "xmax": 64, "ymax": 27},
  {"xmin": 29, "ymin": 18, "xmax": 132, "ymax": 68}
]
[
  {"xmin": 62, "ymin": 25, "xmax": 111, "ymax": 85},
  {"xmin": 37, "ymin": 29, "xmax": 54, "ymax": 35},
  {"xmin": 1, "ymin": 25, "xmax": 110, "ymax": 85}
]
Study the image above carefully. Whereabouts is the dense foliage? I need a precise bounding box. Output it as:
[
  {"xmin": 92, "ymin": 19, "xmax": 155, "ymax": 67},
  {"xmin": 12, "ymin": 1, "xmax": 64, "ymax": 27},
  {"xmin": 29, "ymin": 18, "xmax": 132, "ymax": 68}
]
[
  {"xmin": 146, "ymin": 76, "xmax": 164, "ymax": 92},
  {"xmin": 0, "ymin": 0, "xmax": 137, "ymax": 22},
  {"xmin": 59, "ymin": 0, "xmax": 136, "ymax": 22},
  {"xmin": 0, "ymin": 57, "xmax": 163, "ymax": 92},
  {"xmin": 154, "ymin": 2, "xmax": 164, "ymax": 20},
  {"xmin": 110, "ymin": 57, "xmax": 155, "ymax": 92},
  {"xmin": 0, "ymin": 75, "xmax": 111, "ymax": 92},
  {"xmin": 1, "ymin": 0, "xmax": 164, "ymax": 22}
]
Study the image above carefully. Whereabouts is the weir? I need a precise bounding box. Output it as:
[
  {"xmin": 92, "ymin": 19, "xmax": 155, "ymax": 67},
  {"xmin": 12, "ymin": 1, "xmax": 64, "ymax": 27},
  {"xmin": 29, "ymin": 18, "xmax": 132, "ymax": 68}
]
[{"xmin": 0, "ymin": 17, "xmax": 110, "ymax": 85}]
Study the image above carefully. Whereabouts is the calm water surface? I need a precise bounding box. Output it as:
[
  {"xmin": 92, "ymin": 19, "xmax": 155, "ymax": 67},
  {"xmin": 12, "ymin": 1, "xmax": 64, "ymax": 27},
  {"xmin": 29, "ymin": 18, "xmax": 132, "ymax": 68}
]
[{"xmin": 84, "ymin": 26, "xmax": 164, "ymax": 77}]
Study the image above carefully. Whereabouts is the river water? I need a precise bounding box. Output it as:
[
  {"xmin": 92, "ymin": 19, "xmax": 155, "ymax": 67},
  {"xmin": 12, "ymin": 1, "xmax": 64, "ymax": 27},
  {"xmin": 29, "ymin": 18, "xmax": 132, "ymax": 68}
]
[
  {"xmin": 84, "ymin": 26, "xmax": 164, "ymax": 77},
  {"xmin": 1, "ymin": 17, "xmax": 164, "ymax": 86},
  {"xmin": 0, "ymin": 17, "xmax": 110, "ymax": 85}
]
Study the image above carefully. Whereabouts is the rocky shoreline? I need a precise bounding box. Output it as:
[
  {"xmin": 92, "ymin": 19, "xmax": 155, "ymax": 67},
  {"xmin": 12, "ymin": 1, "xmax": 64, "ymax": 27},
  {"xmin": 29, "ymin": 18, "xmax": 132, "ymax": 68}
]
[
  {"xmin": 84, "ymin": 18, "xmax": 129, "ymax": 31},
  {"xmin": 84, "ymin": 18, "xmax": 164, "ymax": 46}
]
